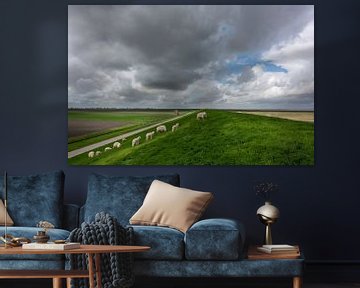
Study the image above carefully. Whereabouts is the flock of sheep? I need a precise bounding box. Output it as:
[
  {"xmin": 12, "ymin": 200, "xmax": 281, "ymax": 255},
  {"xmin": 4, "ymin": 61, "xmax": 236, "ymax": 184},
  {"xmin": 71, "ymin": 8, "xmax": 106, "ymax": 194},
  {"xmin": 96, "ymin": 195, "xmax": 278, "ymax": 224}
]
[{"xmin": 87, "ymin": 111, "xmax": 207, "ymax": 159}]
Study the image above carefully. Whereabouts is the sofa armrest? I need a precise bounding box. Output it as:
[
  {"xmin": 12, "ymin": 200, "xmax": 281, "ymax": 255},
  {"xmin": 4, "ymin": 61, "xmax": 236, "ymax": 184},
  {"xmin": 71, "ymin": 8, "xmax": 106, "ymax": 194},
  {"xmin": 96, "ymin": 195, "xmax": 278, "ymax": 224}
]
[
  {"xmin": 184, "ymin": 218, "xmax": 245, "ymax": 260},
  {"xmin": 63, "ymin": 204, "xmax": 80, "ymax": 231}
]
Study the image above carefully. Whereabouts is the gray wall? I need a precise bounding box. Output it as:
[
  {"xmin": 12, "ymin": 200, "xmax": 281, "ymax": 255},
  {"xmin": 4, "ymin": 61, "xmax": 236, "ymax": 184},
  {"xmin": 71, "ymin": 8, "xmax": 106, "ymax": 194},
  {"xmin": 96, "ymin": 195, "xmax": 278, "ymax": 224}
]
[{"xmin": 0, "ymin": 0, "xmax": 359, "ymax": 263}]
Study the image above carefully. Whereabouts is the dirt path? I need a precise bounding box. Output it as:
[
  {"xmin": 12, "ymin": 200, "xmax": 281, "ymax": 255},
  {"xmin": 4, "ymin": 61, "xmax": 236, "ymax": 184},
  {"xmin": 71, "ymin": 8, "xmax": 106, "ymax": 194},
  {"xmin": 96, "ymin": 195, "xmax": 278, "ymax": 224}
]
[{"xmin": 68, "ymin": 111, "xmax": 197, "ymax": 159}]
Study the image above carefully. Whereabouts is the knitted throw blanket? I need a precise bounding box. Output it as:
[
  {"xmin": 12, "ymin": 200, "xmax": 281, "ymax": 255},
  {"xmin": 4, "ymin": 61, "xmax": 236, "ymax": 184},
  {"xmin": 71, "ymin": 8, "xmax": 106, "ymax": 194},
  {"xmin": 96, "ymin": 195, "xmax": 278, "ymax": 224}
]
[{"xmin": 68, "ymin": 212, "xmax": 135, "ymax": 288}]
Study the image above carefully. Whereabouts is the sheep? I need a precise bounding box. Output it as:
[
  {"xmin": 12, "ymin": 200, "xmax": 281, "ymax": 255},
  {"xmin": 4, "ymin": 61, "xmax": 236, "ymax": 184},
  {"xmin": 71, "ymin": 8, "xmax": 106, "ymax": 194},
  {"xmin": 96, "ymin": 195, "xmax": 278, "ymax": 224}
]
[
  {"xmin": 88, "ymin": 151, "xmax": 95, "ymax": 158},
  {"xmin": 171, "ymin": 123, "xmax": 179, "ymax": 132},
  {"xmin": 104, "ymin": 147, "xmax": 112, "ymax": 152},
  {"xmin": 132, "ymin": 136, "xmax": 141, "ymax": 147},
  {"xmin": 95, "ymin": 151, "xmax": 102, "ymax": 156},
  {"xmin": 197, "ymin": 111, "xmax": 207, "ymax": 120},
  {"xmin": 156, "ymin": 125, "xmax": 167, "ymax": 133},
  {"xmin": 113, "ymin": 142, "xmax": 121, "ymax": 148},
  {"xmin": 122, "ymin": 138, "xmax": 127, "ymax": 142},
  {"xmin": 146, "ymin": 131, "xmax": 155, "ymax": 141}
]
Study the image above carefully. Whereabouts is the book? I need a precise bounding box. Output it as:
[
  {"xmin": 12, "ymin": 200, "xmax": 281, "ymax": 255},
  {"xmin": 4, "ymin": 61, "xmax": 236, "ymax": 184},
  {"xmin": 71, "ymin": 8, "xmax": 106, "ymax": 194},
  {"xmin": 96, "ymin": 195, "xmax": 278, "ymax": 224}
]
[
  {"xmin": 248, "ymin": 245, "xmax": 300, "ymax": 260},
  {"xmin": 257, "ymin": 244, "xmax": 299, "ymax": 254},
  {"xmin": 22, "ymin": 242, "xmax": 80, "ymax": 250}
]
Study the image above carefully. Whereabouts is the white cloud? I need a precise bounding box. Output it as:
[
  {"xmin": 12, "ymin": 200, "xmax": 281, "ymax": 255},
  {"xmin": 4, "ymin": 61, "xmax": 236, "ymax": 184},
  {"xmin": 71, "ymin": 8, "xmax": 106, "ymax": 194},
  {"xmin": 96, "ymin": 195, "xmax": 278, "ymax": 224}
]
[{"xmin": 215, "ymin": 18, "xmax": 314, "ymax": 109}]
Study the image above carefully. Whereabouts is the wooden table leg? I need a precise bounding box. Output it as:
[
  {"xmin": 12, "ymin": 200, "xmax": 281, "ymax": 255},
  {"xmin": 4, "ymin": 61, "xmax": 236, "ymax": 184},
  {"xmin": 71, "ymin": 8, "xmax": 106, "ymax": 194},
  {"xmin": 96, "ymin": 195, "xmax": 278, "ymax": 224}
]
[
  {"xmin": 95, "ymin": 253, "xmax": 102, "ymax": 288},
  {"xmin": 88, "ymin": 253, "xmax": 95, "ymax": 288},
  {"xmin": 52, "ymin": 278, "xmax": 62, "ymax": 288},
  {"xmin": 293, "ymin": 276, "xmax": 302, "ymax": 288},
  {"xmin": 66, "ymin": 277, "xmax": 72, "ymax": 288}
]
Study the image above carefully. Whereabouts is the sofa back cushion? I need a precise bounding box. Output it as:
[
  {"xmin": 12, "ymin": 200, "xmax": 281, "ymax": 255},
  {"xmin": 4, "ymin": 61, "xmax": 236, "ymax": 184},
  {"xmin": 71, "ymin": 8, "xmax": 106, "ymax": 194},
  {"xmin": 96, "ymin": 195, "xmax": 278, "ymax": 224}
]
[
  {"xmin": 0, "ymin": 171, "xmax": 65, "ymax": 227},
  {"xmin": 84, "ymin": 173, "xmax": 180, "ymax": 225}
]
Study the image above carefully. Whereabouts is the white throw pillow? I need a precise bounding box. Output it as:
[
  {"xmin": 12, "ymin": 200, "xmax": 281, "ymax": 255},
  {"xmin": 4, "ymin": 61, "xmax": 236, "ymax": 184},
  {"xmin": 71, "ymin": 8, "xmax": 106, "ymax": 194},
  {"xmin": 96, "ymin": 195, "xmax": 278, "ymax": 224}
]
[
  {"xmin": 130, "ymin": 180, "xmax": 213, "ymax": 233},
  {"xmin": 0, "ymin": 199, "xmax": 14, "ymax": 226}
]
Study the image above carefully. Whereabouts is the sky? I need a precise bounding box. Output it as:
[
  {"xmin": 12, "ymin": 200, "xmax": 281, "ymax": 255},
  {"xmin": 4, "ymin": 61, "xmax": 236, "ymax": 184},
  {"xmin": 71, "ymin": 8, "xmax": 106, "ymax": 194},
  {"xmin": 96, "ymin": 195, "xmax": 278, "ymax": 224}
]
[{"xmin": 68, "ymin": 5, "xmax": 314, "ymax": 110}]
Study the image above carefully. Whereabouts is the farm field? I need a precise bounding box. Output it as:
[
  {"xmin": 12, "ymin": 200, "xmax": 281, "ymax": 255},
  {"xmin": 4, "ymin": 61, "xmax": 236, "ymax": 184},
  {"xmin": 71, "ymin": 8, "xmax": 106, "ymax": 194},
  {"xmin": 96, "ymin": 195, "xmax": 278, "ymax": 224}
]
[
  {"xmin": 68, "ymin": 110, "xmax": 180, "ymax": 152},
  {"xmin": 68, "ymin": 110, "xmax": 314, "ymax": 166},
  {"xmin": 238, "ymin": 111, "xmax": 314, "ymax": 122}
]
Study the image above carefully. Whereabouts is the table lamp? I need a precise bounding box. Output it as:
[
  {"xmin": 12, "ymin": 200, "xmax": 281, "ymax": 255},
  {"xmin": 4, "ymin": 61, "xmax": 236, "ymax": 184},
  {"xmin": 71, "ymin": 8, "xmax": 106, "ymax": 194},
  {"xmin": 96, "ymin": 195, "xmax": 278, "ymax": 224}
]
[{"xmin": 256, "ymin": 201, "xmax": 280, "ymax": 245}]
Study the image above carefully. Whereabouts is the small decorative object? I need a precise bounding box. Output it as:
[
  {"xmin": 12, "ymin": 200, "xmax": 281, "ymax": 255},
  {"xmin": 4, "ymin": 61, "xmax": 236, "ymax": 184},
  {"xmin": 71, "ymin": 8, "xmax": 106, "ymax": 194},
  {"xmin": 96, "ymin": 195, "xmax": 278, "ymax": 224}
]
[
  {"xmin": 254, "ymin": 181, "xmax": 280, "ymax": 245},
  {"xmin": 33, "ymin": 230, "xmax": 50, "ymax": 243},
  {"xmin": 0, "ymin": 234, "xmax": 31, "ymax": 247},
  {"xmin": 34, "ymin": 220, "xmax": 55, "ymax": 243}
]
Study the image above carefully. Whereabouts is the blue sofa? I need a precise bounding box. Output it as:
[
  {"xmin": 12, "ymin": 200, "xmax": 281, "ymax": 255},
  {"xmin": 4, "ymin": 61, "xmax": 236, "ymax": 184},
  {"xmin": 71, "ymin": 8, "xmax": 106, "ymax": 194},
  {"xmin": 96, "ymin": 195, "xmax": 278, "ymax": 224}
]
[
  {"xmin": 0, "ymin": 171, "xmax": 78, "ymax": 270},
  {"xmin": 0, "ymin": 171, "xmax": 303, "ymax": 287},
  {"xmin": 81, "ymin": 173, "xmax": 304, "ymax": 283}
]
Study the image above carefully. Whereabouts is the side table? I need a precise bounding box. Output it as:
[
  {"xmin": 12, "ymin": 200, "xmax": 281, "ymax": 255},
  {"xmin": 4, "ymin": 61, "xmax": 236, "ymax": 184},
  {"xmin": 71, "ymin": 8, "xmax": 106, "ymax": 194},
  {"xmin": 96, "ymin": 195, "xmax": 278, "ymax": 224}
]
[
  {"xmin": 0, "ymin": 244, "xmax": 150, "ymax": 288},
  {"xmin": 247, "ymin": 245, "xmax": 304, "ymax": 288}
]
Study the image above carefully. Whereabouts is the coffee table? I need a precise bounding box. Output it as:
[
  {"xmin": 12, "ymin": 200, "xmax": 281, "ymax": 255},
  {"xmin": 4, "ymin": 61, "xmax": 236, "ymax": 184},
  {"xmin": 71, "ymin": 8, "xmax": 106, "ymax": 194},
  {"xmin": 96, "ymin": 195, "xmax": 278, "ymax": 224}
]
[{"xmin": 0, "ymin": 244, "xmax": 150, "ymax": 288}]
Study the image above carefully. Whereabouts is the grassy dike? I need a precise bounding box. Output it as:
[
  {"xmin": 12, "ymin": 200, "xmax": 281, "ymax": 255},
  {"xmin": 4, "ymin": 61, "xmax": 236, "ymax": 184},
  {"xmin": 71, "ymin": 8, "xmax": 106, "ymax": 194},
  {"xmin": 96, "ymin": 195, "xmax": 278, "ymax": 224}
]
[{"xmin": 68, "ymin": 110, "xmax": 314, "ymax": 166}]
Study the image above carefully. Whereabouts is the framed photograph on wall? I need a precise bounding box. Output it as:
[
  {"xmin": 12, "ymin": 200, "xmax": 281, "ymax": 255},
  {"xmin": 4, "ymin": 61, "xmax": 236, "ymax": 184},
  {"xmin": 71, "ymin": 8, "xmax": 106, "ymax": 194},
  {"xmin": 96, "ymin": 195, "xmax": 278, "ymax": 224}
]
[{"xmin": 68, "ymin": 5, "xmax": 314, "ymax": 166}]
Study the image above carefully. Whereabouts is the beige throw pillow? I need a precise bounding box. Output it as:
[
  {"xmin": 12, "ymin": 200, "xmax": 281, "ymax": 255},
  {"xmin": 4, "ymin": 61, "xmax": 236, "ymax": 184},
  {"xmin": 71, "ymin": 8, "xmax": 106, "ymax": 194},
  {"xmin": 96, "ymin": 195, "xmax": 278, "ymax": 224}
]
[
  {"xmin": 130, "ymin": 180, "xmax": 213, "ymax": 233},
  {"xmin": 0, "ymin": 199, "xmax": 14, "ymax": 226}
]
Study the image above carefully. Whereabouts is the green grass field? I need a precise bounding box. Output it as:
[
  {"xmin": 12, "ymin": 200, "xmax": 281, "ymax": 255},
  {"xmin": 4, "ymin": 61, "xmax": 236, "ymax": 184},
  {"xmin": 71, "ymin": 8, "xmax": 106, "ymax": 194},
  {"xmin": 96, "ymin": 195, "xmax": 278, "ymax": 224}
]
[
  {"xmin": 68, "ymin": 110, "xmax": 178, "ymax": 151},
  {"xmin": 68, "ymin": 110, "xmax": 314, "ymax": 166}
]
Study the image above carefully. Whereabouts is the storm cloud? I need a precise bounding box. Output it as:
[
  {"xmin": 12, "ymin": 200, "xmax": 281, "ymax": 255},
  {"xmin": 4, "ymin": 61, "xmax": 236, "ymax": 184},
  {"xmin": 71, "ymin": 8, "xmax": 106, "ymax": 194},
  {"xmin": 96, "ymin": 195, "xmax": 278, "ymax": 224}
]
[{"xmin": 68, "ymin": 5, "xmax": 314, "ymax": 110}]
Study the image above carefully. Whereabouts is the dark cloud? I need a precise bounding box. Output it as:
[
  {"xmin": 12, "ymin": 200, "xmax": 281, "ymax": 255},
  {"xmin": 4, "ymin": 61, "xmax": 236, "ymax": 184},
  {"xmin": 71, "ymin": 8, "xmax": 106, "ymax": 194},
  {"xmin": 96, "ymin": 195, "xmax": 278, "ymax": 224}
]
[
  {"xmin": 68, "ymin": 5, "xmax": 314, "ymax": 109},
  {"xmin": 136, "ymin": 65, "xmax": 199, "ymax": 91}
]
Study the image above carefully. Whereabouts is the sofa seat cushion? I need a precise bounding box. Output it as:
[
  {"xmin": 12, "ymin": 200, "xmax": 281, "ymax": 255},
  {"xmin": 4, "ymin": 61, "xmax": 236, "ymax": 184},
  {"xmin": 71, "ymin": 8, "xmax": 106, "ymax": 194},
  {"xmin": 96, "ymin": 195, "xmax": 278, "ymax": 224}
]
[
  {"xmin": 185, "ymin": 218, "xmax": 245, "ymax": 260},
  {"xmin": 0, "ymin": 227, "xmax": 70, "ymax": 261},
  {"xmin": 84, "ymin": 174, "xmax": 180, "ymax": 226},
  {"xmin": 134, "ymin": 258, "xmax": 304, "ymax": 277},
  {"xmin": 0, "ymin": 260, "xmax": 64, "ymax": 270},
  {"xmin": 130, "ymin": 225, "xmax": 184, "ymax": 260}
]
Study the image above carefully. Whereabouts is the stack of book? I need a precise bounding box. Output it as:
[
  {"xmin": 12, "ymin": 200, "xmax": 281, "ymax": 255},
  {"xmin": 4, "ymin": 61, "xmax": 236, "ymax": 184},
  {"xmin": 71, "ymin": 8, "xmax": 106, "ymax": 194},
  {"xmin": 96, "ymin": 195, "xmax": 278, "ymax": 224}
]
[
  {"xmin": 248, "ymin": 244, "xmax": 300, "ymax": 260},
  {"xmin": 257, "ymin": 244, "xmax": 299, "ymax": 254}
]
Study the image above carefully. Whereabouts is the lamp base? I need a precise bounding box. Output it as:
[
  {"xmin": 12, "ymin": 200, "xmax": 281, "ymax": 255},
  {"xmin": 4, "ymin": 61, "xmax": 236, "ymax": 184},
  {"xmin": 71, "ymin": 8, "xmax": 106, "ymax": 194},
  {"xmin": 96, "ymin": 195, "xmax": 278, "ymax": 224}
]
[{"xmin": 265, "ymin": 223, "xmax": 272, "ymax": 245}]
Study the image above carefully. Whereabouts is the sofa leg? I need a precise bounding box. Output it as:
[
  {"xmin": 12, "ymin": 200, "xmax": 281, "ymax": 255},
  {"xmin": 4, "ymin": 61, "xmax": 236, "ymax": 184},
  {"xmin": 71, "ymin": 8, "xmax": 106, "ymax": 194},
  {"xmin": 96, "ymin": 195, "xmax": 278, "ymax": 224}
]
[
  {"xmin": 53, "ymin": 278, "xmax": 62, "ymax": 288},
  {"xmin": 293, "ymin": 276, "xmax": 302, "ymax": 288}
]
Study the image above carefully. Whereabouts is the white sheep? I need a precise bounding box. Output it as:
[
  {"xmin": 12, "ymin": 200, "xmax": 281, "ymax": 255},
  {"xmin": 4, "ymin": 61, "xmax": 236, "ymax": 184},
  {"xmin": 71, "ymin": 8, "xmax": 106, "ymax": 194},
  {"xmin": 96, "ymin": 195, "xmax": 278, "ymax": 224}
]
[
  {"xmin": 197, "ymin": 112, "xmax": 207, "ymax": 120},
  {"xmin": 132, "ymin": 136, "xmax": 141, "ymax": 147},
  {"xmin": 95, "ymin": 151, "xmax": 102, "ymax": 156},
  {"xmin": 122, "ymin": 138, "xmax": 127, "ymax": 142},
  {"xmin": 88, "ymin": 151, "xmax": 95, "ymax": 158},
  {"xmin": 156, "ymin": 125, "xmax": 167, "ymax": 133},
  {"xmin": 104, "ymin": 147, "xmax": 112, "ymax": 152},
  {"xmin": 146, "ymin": 131, "xmax": 155, "ymax": 141},
  {"xmin": 113, "ymin": 142, "xmax": 121, "ymax": 148},
  {"xmin": 171, "ymin": 123, "xmax": 179, "ymax": 132}
]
